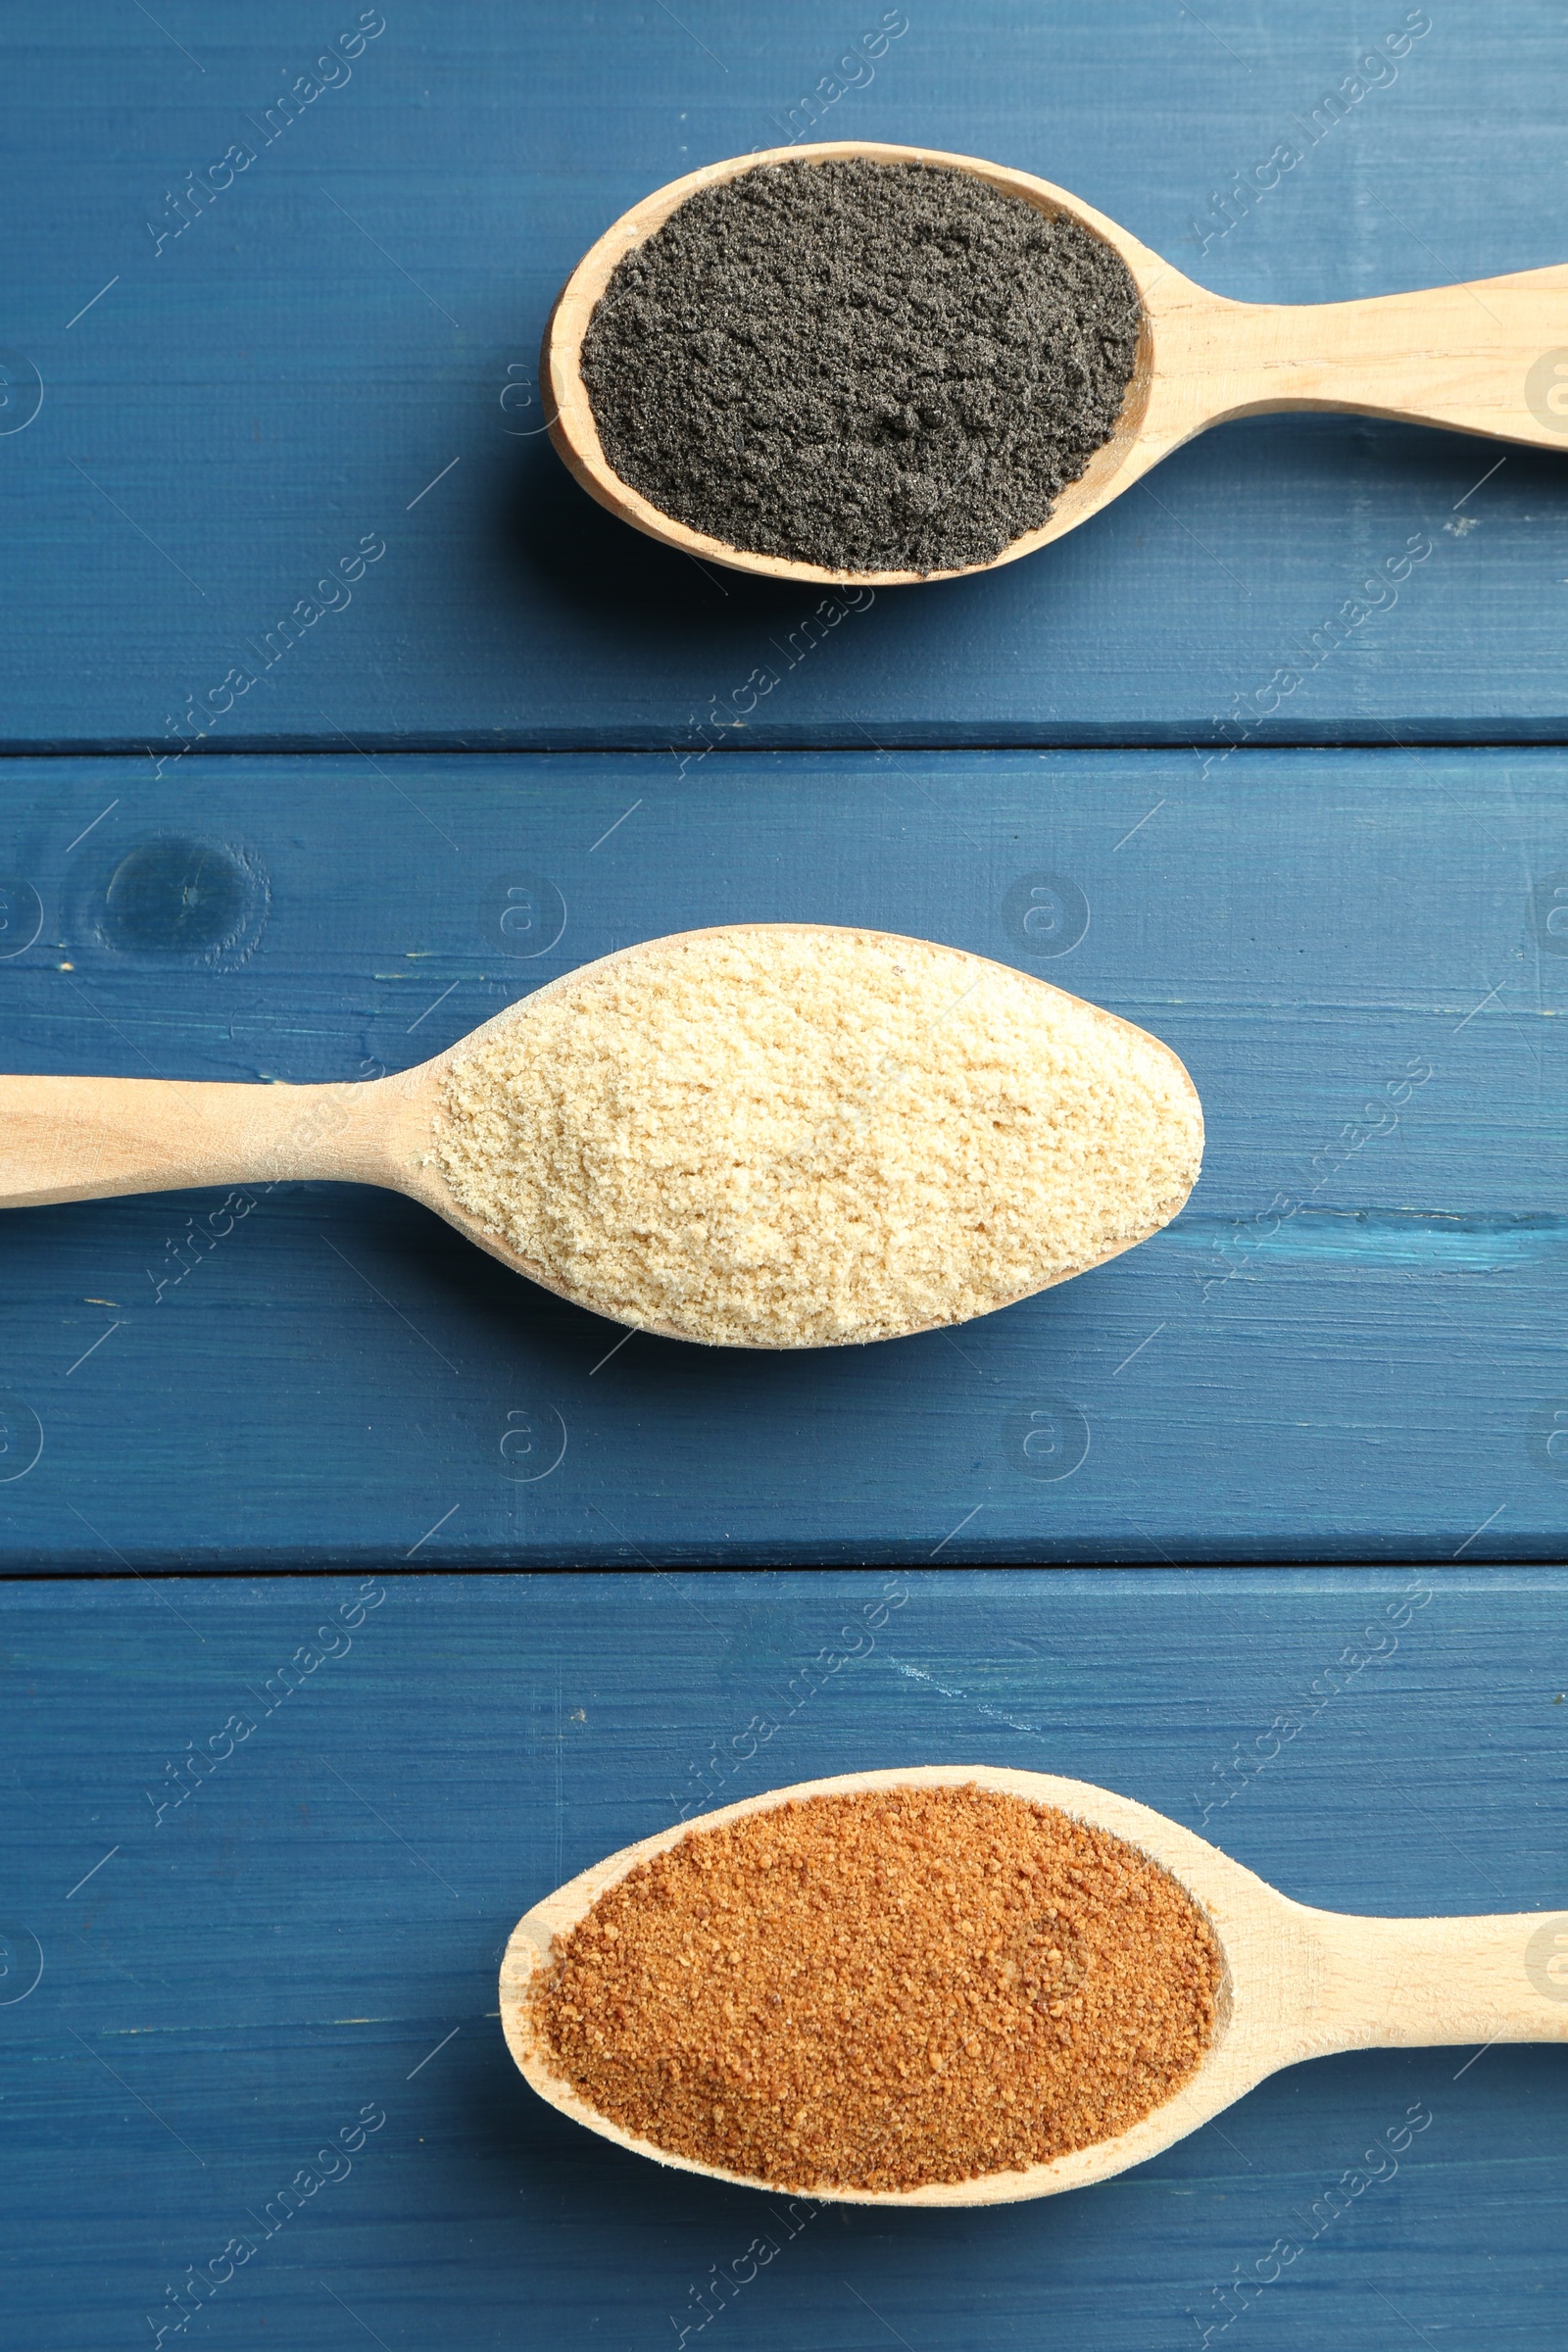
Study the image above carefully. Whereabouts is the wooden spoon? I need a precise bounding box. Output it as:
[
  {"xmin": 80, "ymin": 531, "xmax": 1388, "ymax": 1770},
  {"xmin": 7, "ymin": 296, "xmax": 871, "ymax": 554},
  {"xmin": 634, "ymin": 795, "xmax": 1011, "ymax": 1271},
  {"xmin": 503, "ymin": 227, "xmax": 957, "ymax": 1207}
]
[
  {"xmin": 0, "ymin": 923, "xmax": 1197, "ymax": 1348},
  {"xmin": 544, "ymin": 138, "xmax": 1568, "ymax": 586},
  {"xmin": 499, "ymin": 1763, "xmax": 1568, "ymax": 2206}
]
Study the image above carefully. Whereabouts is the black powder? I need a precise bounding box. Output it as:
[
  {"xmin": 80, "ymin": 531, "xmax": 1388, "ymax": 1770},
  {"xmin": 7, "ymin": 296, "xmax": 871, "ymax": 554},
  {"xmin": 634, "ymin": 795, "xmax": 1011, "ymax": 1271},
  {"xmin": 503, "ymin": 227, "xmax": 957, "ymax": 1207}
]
[{"xmin": 579, "ymin": 159, "xmax": 1142, "ymax": 576}]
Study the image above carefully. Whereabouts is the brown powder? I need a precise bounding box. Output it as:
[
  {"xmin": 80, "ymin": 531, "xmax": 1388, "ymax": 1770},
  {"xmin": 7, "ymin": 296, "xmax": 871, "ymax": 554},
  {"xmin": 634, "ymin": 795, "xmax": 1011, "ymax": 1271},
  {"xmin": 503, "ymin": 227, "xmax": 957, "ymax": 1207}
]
[
  {"xmin": 434, "ymin": 926, "xmax": 1202, "ymax": 1348},
  {"xmin": 528, "ymin": 1785, "xmax": 1223, "ymax": 2192}
]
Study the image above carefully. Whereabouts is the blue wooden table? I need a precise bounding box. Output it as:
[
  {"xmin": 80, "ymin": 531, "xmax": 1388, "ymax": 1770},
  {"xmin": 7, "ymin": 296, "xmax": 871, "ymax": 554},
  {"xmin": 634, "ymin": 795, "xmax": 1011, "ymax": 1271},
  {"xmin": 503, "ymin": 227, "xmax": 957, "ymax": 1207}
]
[{"xmin": 2, "ymin": 5, "xmax": 1566, "ymax": 2347}]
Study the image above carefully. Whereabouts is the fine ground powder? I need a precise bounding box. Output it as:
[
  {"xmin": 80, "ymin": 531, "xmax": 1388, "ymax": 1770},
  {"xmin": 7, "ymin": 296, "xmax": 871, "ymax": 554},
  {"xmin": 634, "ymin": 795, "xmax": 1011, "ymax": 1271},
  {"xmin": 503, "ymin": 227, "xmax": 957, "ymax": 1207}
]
[
  {"xmin": 528, "ymin": 1786, "xmax": 1224, "ymax": 2193},
  {"xmin": 434, "ymin": 926, "xmax": 1201, "ymax": 1348},
  {"xmin": 580, "ymin": 159, "xmax": 1142, "ymax": 573}
]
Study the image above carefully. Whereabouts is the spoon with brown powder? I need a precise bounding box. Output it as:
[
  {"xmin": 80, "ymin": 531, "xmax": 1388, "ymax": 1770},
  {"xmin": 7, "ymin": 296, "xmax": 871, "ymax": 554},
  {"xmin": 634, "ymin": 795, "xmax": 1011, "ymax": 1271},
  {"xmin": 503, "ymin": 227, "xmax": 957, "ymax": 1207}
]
[
  {"xmin": 545, "ymin": 138, "xmax": 1568, "ymax": 586},
  {"xmin": 0, "ymin": 923, "xmax": 1201, "ymax": 1348},
  {"xmin": 500, "ymin": 1765, "xmax": 1568, "ymax": 2206}
]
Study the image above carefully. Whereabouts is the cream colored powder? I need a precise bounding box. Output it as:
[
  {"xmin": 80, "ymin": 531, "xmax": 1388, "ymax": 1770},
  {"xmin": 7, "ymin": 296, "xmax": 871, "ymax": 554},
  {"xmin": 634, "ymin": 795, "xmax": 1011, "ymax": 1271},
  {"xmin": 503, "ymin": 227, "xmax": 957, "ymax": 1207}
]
[{"xmin": 434, "ymin": 925, "xmax": 1201, "ymax": 1348}]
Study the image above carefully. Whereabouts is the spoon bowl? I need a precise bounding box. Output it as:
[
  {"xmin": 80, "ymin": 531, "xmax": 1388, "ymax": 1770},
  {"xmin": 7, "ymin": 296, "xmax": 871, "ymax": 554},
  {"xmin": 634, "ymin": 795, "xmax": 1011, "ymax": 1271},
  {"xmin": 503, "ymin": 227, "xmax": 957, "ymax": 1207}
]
[
  {"xmin": 544, "ymin": 140, "xmax": 1568, "ymax": 586},
  {"xmin": 0, "ymin": 922, "xmax": 1200, "ymax": 1348},
  {"xmin": 500, "ymin": 1763, "xmax": 1566, "ymax": 2206}
]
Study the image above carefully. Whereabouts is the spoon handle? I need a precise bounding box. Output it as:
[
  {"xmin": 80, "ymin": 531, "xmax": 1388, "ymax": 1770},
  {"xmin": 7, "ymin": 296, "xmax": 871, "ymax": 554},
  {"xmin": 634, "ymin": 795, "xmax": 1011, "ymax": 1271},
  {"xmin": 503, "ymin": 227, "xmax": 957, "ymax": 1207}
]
[
  {"xmin": 1303, "ymin": 1904, "xmax": 1568, "ymax": 2052},
  {"xmin": 1198, "ymin": 265, "xmax": 1568, "ymax": 449},
  {"xmin": 0, "ymin": 1074, "xmax": 391, "ymax": 1206}
]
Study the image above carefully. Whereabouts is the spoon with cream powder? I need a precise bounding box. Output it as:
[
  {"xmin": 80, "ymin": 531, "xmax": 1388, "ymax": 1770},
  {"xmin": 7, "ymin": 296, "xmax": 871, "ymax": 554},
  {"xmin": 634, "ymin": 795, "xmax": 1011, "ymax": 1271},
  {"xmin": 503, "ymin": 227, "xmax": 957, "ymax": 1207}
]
[
  {"xmin": 0, "ymin": 924, "xmax": 1200, "ymax": 1348},
  {"xmin": 501, "ymin": 1764, "xmax": 1568, "ymax": 2205},
  {"xmin": 544, "ymin": 139, "xmax": 1568, "ymax": 584}
]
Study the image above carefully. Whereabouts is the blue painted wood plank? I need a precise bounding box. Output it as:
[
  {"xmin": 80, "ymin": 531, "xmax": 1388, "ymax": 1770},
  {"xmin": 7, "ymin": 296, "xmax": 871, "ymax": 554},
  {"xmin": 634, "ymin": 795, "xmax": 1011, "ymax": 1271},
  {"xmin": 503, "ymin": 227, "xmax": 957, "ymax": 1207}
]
[
  {"xmin": 2, "ymin": 2, "xmax": 1567, "ymax": 750},
  {"xmin": 0, "ymin": 1569, "xmax": 1561, "ymax": 2350},
  {"xmin": 1, "ymin": 747, "xmax": 1567, "ymax": 1565}
]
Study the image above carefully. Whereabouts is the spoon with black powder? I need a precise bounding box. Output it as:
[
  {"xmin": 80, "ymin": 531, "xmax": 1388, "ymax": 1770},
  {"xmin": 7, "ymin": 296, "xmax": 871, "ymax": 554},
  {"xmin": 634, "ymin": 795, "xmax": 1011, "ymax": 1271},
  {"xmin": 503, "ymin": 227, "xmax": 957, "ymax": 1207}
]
[{"xmin": 543, "ymin": 141, "xmax": 1568, "ymax": 583}]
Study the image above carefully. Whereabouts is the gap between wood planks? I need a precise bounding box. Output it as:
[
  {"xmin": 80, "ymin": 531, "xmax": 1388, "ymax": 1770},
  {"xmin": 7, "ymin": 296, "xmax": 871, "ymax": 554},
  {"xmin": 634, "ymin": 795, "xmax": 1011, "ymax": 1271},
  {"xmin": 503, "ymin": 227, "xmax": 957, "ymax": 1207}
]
[
  {"xmin": 7, "ymin": 735, "xmax": 1568, "ymax": 760},
  {"xmin": 0, "ymin": 1560, "xmax": 1550, "ymax": 1587}
]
